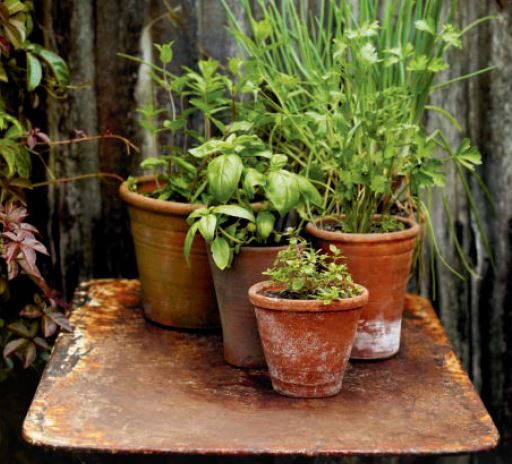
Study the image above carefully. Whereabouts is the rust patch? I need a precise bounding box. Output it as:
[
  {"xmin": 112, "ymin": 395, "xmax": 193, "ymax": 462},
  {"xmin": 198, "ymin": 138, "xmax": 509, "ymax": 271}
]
[{"xmin": 22, "ymin": 280, "xmax": 499, "ymax": 456}]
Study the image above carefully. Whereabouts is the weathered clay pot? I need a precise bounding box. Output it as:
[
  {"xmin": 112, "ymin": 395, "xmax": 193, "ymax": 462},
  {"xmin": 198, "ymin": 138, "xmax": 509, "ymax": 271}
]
[
  {"xmin": 119, "ymin": 176, "xmax": 218, "ymax": 329},
  {"xmin": 207, "ymin": 245, "xmax": 286, "ymax": 368},
  {"xmin": 249, "ymin": 282, "xmax": 369, "ymax": 398},
  {"xmin": 306, "ymin": 217, "xmax": 420, "ymax": 360}
]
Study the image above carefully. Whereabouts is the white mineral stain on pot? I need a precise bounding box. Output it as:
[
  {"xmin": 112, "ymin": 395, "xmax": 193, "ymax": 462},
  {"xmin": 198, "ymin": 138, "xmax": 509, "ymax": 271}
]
[{"xmin": 352, "ymin": 318, "xmax": 402, "ymax": 356}]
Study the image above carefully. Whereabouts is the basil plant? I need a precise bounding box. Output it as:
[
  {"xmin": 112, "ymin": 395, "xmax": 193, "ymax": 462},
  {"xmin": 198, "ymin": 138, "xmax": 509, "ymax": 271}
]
[{"xmin": 184, "ymin": 129, "xmax": 321, "ymax": 270}]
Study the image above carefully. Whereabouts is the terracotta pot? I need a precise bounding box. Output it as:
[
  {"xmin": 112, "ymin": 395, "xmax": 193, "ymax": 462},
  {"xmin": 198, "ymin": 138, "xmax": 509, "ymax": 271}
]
[
  {"xmin": 119, "ymin": 176, "xmax": 219, "ymax": 329},
  {"xmin": 249, "ymin": 282, "xmax": 369, "ymax": 398},
  {"xmin": 207, "ymin": 245, "xmax": 286, "ymax": 368},
  {"xmin": 306, "ymin": 216, "xmax": 420, "ymax": 360}
]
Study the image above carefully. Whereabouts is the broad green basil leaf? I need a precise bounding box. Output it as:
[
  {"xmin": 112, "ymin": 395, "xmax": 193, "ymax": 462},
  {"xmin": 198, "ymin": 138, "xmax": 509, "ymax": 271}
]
[
  {"xmin": 297, "ymin": 175, "xmax": 322, "ymax": 207},
  {"xmin": 243, "ymin": 168, "xmax": 266, "ymax": 199},
  {"xmin": 198, "ymin": 214, "xmax": 217, "ymax": 242},
  {"xmin": 207, "ymin": 154, "xmax": 243, "ymax": 203},
  {"xmin": 211, "ymin": 237, "xmax": 231, "ymax": 270},
  {"xmin": 26, "ymin": 53, "xmax": 42, "ymax": 91},
  {"xmin": 269, "ymin": 154, "xmax": 288, "ymax": 171},
  {"xmin": 266, "ymin": 170, "xmax": 300, "ymax": 216},
  {"xmin": 189, "ymin": 139, "xmax": 225, "ymax": 158},
  {"xmin": 213, "ymin": 205, "xmax": 255, "ymax": 222},
  {"xmin": 256, "ymin": 211, "xmax": 275, "ymax": 241}
]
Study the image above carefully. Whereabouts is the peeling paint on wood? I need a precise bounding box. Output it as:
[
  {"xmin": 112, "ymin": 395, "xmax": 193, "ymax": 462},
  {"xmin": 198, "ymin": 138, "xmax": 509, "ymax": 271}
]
[{"xmin": 23, "ymin": 280, "xmax": 498, "ymax": 457}]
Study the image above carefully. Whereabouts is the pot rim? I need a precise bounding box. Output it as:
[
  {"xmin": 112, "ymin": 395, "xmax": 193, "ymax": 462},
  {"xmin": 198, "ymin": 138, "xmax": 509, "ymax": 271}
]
[
  {"xmin": 119, "ymin": 175, "xmax": 205, "ymax": 217},
  {"xmin": 306, "ymin": 215, "xmax": 420, "ymax": 244},
  {"xmin": 248, "ymin": 281, "xmax": 369, "ymax": 312}
]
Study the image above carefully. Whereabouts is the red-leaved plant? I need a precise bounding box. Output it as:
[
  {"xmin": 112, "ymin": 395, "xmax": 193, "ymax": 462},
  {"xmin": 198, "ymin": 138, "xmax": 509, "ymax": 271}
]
[{"xmin": 0, "ymin": 203, "xmax": 70, "ymax": 371}]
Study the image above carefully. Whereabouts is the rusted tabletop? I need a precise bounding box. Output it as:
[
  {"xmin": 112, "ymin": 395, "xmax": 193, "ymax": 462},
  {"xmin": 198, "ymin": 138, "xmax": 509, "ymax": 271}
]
[{"xmin": 23, "ymin": 279, "xmax": 499, "ymax": 457}]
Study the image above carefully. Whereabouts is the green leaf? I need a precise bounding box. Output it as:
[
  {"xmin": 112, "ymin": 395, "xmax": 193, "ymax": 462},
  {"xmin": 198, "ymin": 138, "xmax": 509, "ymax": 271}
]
[
  {"xmin": 26, "ymin": 53, "xmax": 42, "ymax": 91},
  {"xmin": 0, "ymin": 64, "xmax": 8, "ymax": 83},
  {"xmin": 163, "ymin": 119, "xmax": 186, "ymax": 132},
  {"xmin": 187, "ymin": 207, "xmax": 210, "ymax": 221},
  {"xmin": 407, "ymin": 55, "xmax": 429, "ymax": 71},
  {"xmin": 207, "ymin": 154, "xmax": 243, "ymax": 203},
  {"xmin": 428, "ymin": 58, "xmax": 449, "ymax": 73},
  {"xmin": 198, "ymin": 214, "xmax": 217, "ymax": 242},
  {"xmin": 140, "ymin": 157, "xmax": 168, "ymax": 171},
  {"xmin": 253, "ymin": 19, "xmax": 272, "ymax": 41},
  {"xmin": 441, "ymin": 24, "xmax": 462, "ymax": 49},
  {"xmin": 266, "ymin": 170, "xmax": 300, "ymax": 216},
  {"xmin": 155, "ymin": 42, "xmax": 174, "ymax": 65},
  {"xmin": 183, "ymin": 222, "xmax": 199, "ymax": 263},
  {"xmin": 415, "ymin": 19, "xmax": 435, "ymax": 35},
  {"xmin": 370, "ymin": 175, "xmax": 388, "ymax": 194},
  {"xmin": 243, "ymin": 168, "xmax": 266, "ymax": 199},
  {"xmin": 0, "ymin": 143, "xmax": 17, "ymax": 176},
  {"xmin": 269, "ymin": 154, "xmax": 288, "ymax": 171},
  {"xmin": 189, "ymin": 139, "xmax": 225, "ymax": 158},
  {"xmin": 455, "ymin": 139, "xmax": 481, "ymax": 171},
  {"xmin": 360, "ymin": 43, "xmax": 378, "ymax": 65},
  {"xmin": 297, "ymin": 176, "xmax": 322, "ymax": 206},
  {"xmin": 211, "ymin": 237, "xmax": 231, "ymax": 270},
  {"xmin": 256, "ymin": 211, "xmax": 275, "ymax": 240},
  {"xmin": 213, "ymin": 205, "xmax": 255, "ymax": 222},
  {"xmin": 34, "ymin": 48, "xmax": 70, "ymax": 87},
  {"xmin": 6, "ymin": 0, "xmax": 27, "ymax": 15}
]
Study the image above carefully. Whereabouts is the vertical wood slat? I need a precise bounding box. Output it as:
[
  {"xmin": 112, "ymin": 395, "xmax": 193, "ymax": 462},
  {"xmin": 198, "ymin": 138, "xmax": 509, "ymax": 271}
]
[{"xmin": 42, "ymin": 0, "xmax": 100, "ymax": 298}]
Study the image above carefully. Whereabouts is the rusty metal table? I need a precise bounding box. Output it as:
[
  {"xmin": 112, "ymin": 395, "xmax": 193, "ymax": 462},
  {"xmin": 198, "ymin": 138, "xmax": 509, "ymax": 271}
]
[{"xmin": 23, "ymin": 279, "xmax": 499, "ymax": 457}]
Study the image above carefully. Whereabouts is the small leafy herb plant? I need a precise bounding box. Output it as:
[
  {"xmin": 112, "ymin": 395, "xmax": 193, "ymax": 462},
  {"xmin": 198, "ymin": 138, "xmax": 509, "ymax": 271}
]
[{"xmin": 262, "ymin": 238, "xmax": 362, "ymax": 304}]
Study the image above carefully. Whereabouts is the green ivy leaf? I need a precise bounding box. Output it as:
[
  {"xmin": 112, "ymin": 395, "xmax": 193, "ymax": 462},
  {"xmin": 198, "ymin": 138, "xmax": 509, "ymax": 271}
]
[
  {"xmin": 26, "ymin": 53, "xmax": 42, "ymax": 91},
  {"xmin": 266, "ymin": 170, "xmax": 300, "ymax": 216},
  {"xmin": 207, "ymin": 154, "xmax": 243, "ymax": 203},
  {"xmin": 211, "ymin": 237, "xmax": 231, "ymax": 270}
]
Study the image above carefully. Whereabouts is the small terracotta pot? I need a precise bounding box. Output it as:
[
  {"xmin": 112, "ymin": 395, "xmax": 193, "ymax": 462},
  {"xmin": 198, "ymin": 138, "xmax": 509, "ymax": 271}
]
[
  {"xmin": 207, "ymin": 245, "xmax": 286, "ymax": 368},
  {"xmin": 120, "ymin": 176, "xmax": 219, "ymax": 329},
  {"xmin": 306, "ymin": 216, "xmax": 420, "ymax": 360},
  {"xmin": 249, "ymin": 282, "xmax": 369, "ymax": 398}
]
